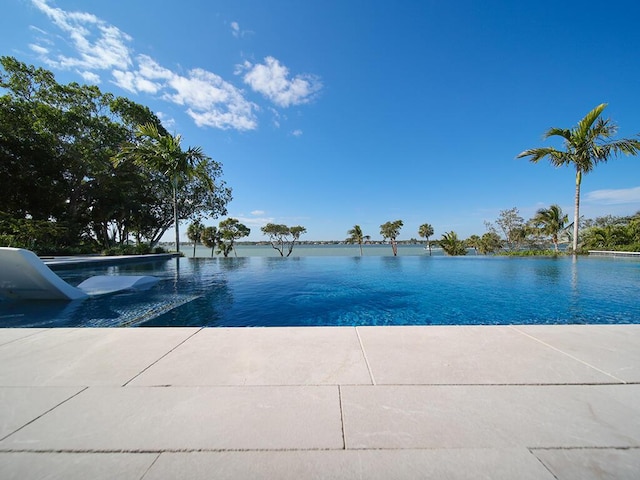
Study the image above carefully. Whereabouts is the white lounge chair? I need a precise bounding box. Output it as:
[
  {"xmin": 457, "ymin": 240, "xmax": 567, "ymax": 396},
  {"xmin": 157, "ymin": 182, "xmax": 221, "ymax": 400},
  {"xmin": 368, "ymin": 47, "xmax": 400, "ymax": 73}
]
[{"xmin": 0, "ymin": 247, "xmax": 159, "ymax": 300}]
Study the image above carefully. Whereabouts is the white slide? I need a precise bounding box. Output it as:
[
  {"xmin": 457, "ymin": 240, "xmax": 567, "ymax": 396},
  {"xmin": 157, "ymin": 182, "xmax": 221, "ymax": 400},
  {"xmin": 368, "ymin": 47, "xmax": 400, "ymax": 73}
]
[{"xmin": 0, "ymin": 247, "xmax": 159, "ymax": 300}]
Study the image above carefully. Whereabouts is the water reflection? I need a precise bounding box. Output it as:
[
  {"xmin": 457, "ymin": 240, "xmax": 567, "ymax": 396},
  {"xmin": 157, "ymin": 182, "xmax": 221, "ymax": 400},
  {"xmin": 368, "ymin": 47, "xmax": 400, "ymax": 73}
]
[{"xmin": 2, "ymin": 256, "xmax": 639, "ymax": 327}]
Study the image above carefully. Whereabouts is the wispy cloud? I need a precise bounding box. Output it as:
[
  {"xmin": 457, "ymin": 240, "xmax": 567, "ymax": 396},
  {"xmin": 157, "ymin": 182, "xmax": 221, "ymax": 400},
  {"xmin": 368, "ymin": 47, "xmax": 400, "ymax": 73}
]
[
  {"xmin": 585, "ymin": 186, "xmax": 640, "ymax": 205},
  {"xmin": 31, "ymin": 0, "xmax": 132, "ymax": 71},
  {"xmin": 230, "ymin": 21, "xmax": 252, "ymax": 39},
  {"xmin": 239, "ymin": 56, "xmax": 322, "ymax": 107},
  {"xmin": 291, "ymin": 129, "xmax": 303, "ymax": 137},
  {"xmin": 27, "ymin": 1, "xmax": 320, "ymax": 132}
]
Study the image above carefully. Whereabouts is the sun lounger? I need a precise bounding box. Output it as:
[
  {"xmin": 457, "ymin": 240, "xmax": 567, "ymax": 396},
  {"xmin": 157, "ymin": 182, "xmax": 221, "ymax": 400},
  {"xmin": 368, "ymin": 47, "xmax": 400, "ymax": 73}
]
[{"xmin": 0, "ymin": 247, "xmax": 159, "ymax": 300}]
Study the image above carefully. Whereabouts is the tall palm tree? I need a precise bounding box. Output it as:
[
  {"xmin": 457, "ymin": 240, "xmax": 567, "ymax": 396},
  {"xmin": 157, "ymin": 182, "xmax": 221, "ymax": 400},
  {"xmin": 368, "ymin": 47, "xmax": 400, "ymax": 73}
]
[
  {"xmin": 380, "ymin": 220, "xmax": 403, "ymax": 256},
  {"xmin": 517, "ymin": 104, "xmax": 640, "ymax": 253},
  {"xmin": 186, "ymin": 220, "xmax": 204, "ymax": 257},
  {"xmin": 346, "ymin": 225, "xmax": 365, "ymax": 256},
  {"xmin": 418, "ymin": 223, "xmax": 434, "ymax": 255},
  {"xmin": 117, "ymin": 123, "xmax": 212, "ymax": 253},
  {"xmin": 532, "ymin": 204, "xmax": 569, "ymax": 252}
]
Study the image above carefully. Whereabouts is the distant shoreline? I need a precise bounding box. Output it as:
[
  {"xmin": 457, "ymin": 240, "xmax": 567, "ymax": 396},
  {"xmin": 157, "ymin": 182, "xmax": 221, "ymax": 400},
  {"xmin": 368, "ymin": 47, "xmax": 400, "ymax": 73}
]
[{"xmin": 175, "ymin": 243, "xmax": 447, "ymax": 258}]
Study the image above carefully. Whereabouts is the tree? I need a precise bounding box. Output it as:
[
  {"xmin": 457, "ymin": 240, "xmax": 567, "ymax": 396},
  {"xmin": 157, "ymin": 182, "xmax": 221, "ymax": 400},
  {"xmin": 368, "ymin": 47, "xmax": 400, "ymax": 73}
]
[
  {"xmin": 380, "ymin": 220, "xmax": 403, "ymax": 256},
  {"xmin": 494, "ymin": 207, "xmax": 525, "ymax": 251},
  {"xmin": 261, "ymin": 223, "xmax": 307, "ymax": 257},
  {"xmin": 531, "ymin": 204, "xmax": 569, "ymax": 252},
  {"xmin": 418, "ymin": 223, "xmax": 434, "ymax": 256},
  {"xmin": 187, "ymin": 220, "xmax": 204, "ymax": 257},
  {"xmin": 116, "ymin": 123, "xmax": 229, "ymax": 253},
  {"xmin": 477, "ymin": 232, "xmax": 502, "ymax": 255},
  {"xmin": 217, "ymin": 218, "xmax": 250, "ymax": 257},
  {"xmin": 466, "ymin": 234, "xmax": 481, "ymax": 254},
  {"xmin": 0, "ymin": 56, "xmax": 170, "ymax": 252},
  {"xmin": 201, "ymin": 226, "xmax": 218, "ymax": 257},
  {"xmin": 346, "ymin": 225, "xmax": 365, "ymax": 256},
  {"xmin": 440, "ymin": 231, "xmax": 467, "ymax": 256},
  {"xmin": 517, "ymin": 103, "xmax": 640, "ymax": 253}
]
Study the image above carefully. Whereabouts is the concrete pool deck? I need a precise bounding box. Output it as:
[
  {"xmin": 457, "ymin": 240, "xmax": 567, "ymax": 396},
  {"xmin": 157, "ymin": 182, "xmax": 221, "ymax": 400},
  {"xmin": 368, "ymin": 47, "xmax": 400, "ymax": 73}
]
[{"xmin": 0, "ymin": 325, "xmax": 639, "ymax": 479}]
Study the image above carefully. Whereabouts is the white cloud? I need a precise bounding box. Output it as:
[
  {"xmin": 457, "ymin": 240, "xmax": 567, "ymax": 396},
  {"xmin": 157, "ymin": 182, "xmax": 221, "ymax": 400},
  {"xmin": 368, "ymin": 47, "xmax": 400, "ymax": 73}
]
[
  {"xmin": 156, "ymin": 112, "xmax": 176, "ymax": 130},
  {"xmin": 28, "ymin": 1, "xmax": 258, "ymax": 131},
  {"xmin": 240, "ymin": 56, "xmax": 322, "ymax": 107},
  {"xmin": 31, "ymin": 0, "xmax": 132, "ymax": 71},
  {"xmin": 291, "ymin": 129, "xmax": 303, "ymax": 137},
  {"xmin": 251, "ymin": 210, "xmax": 265, "ymax": 216},
  {"xmin": 28, "ymin": 2, "xmax": 321, "ymax": 133},
  {"xmin": 585, "ymin": 186, "xmax": 640, "ymax": 205},
  {"xmin": 232, "ymin": 215, "xmax": 274, "ymax": 229},
  {"xmin": 78, "ymin": 70, "xmax": 100, "ymax": 84},
  {"xmin": 28, "ymin": 43, "xmax": 49, "ymax": 55},
  {"xmin": 231, "ymin": 21, "xmax": 240, "ymax": 37}
]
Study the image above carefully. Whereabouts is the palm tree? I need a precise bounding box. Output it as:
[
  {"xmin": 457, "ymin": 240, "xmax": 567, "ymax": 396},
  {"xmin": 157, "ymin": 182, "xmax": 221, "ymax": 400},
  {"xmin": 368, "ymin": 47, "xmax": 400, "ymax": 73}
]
[
  {"xmin": 346, "ymin": 225, "xmax": 365, "ymax": 256},
  {"xmin": 186, "ymin": 220, "xmax": 204, "ymax": 257},
  {"xmin": 532, "ymin": 204, "xmax": 569, "ymax": 252},
  {"xmin": 116, "ymin": 123, "xmax": 212, "ymax": 253},
  {"xmin": 380, "ymin": 220, "xmax": 403, "ymax": 256},
  {"xmin": 517, "ymin": 104, "xmax": 640, "ymax": 253},
  {"xmin": 418, "ymin": 223, "xmax": 434, "ymax": 255},
  {"xmin": 440, "ymin": 231, "xmax": 467, "ymax": 256}
]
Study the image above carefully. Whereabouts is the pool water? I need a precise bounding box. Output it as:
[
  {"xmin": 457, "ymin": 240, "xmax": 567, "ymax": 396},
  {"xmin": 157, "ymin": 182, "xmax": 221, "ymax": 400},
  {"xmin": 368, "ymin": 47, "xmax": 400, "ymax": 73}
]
[{"xmin": 1, "ymin": 256, "xmax": 639, "ymax": 327}]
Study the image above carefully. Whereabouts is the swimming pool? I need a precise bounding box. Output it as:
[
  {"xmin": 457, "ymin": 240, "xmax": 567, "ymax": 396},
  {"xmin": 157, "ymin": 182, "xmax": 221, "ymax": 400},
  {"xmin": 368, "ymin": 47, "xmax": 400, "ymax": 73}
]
[{"xmin": 1, "ymin": 255, "xmax": 638, "ymax": 327}]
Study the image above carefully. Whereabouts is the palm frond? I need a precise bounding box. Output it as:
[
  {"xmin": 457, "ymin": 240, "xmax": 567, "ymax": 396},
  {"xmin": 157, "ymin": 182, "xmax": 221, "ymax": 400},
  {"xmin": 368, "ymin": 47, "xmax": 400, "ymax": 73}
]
[{"xmin": 575, "ymin": 103, "xmax": 608, "ymax": 139}]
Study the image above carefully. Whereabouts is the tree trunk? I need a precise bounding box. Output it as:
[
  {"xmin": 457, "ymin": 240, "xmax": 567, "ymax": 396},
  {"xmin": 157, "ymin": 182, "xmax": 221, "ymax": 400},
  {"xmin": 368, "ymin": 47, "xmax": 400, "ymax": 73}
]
[
  {"xmin": 572, "ymin": 169, "xmax": 581, "ymax": 255},
  {"xmin": 173, "ymin": 184, "xmax": 180, "ymax": 253}
]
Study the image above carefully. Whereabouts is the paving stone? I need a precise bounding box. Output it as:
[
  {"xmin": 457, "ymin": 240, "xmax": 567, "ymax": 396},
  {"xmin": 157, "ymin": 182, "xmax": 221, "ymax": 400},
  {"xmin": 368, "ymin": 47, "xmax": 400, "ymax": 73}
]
[
  {"xmin": 532, "ymin": 448, "xmax": 640, "ymax": 480},
  {"xmin": 0, "ymin": 328, "xmax": 198, "ymax": 386},
  {"xmin": 130, "ymin": 327, "xmax": 372, "ymax": 386},
  {"xmin": 0, "ymin": 387, "xmax": 83, "ymax": 440},
  {"xmin": 356, "ymin": 326, "xmax": 620, "ymax": 384},
  {"xmin": 0, "ymin": 329, "xmax": 48, "ymax": 348},
  {"xmin": 145, "ymin": 448, "xmax": 556, "ymax": 480},
  {"xmin": 513, "ymin": 325, "xmax": 640, "ymax": 383},
  {"xmin": 0, "ymin": 452, "xmax": 157, "ymax": 480},
  {"xmin": 1, "ymin": 386, "xmax": 342, "ymax": 451},
  {"xmin": 340, "ymin": 384, "xmax": 640, "ymax": 449}
]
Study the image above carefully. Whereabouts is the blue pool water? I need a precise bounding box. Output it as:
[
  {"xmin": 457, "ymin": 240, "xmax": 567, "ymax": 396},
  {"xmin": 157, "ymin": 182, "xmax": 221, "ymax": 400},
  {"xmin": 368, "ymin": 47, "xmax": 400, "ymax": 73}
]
[{"xmin": 1, "ymin": 255, "xmax": 639, "ymax": 327}]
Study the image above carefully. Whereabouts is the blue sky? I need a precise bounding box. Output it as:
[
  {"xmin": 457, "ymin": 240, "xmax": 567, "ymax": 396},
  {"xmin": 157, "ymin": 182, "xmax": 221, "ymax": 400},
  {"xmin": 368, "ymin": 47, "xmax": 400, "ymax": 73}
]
[{"xmin": 3, "ymin": 0, "xmax": 640, "ymax": 242}]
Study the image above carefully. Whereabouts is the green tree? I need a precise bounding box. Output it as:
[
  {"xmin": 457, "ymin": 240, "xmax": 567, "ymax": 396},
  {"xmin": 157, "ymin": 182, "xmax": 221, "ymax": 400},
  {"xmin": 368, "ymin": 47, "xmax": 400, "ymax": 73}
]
[
  {"xmin": 261, "ymin": 223, "xmax": 307, "ymax": 257},
  {"xmin": 531, "ymin": 204, "xmax": 569, "ymax": 252},
  {"xmin": 346, "ymin": 225, "xmax": 365, "ymax": 256},
  {"xmin": 201, "ymin": 226, "xmax": 218, "ymax": 257},
  {"xmin": 187, "ymin": 220, "xmax": 205, "ymax": 257},
  {"xmin": 217, "ymin": 218, "xmax": 250, "ymax": 257},
  {"xmin": 466, "ymin": 234, "xmax": 481, "ymax": 254},
  {"xmin": 517, "ymin": 103, "xmax": 640, "ymax": 253},
  {"xmin": 477, "ymin": 232, "xmax": 502, "ymax": 255},
  {"xmin": 380, "ymin": 220, "xmax": 403, "ymax": 256},
  {"xmin": 418, "ymin": 223, "xmax": 434, "ymax": 255},
  {"xmin": 0, "ymin": 56, "xmax": 171, "ymax": 251},
  {"xmin": 440, "ymin": 231, "xmax": 467, "ymax": 256},
  {"xmin": 116, "ymin": 123, "xmax": 228, "ymax": 254}
]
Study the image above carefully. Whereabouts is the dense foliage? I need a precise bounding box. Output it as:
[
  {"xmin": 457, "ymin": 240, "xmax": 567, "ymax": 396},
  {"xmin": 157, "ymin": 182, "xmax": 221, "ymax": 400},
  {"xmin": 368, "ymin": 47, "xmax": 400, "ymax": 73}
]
[{"xmin": 0, "ymin": 57, "xmax": 231, "ymax": 254}]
